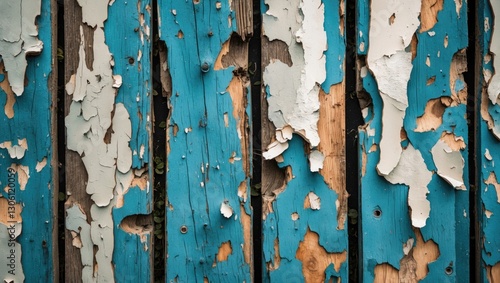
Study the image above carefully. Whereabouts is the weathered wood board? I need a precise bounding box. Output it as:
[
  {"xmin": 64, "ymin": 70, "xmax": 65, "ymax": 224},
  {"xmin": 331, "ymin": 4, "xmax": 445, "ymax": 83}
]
[
  {"xmin": 357, "ymin": 0, "xmax": 469, "ymax": 281},
  {"xmin": 0, "ymin": 0, "xmax": 57, "ymax": 281},
  {"xmin": 64, "ymin": 0, "xmax": 153, "ymax": 282},
  {"xmin": 260, "ymin": 0, "xmax": 348, "ymax": 281},
  {"xmin": 478, "ymin": 0, "xmax": 500, "ymax": 281},
  {"xmin": 158, "ymin": 0, "xmax": 253, "ymax": 281}
]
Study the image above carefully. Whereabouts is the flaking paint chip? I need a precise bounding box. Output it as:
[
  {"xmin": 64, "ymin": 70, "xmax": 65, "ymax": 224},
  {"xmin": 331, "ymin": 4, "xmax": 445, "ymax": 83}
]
[
  {"xmin": 220, "ymin": 201, "xmax": 233, "ymax": 218},
  {"xmin": 307, "ymin": 192, "xmax": 321, "ymax": 210},
  {"xmin": 309, "ymin": 150, "xmax": 324, "ymax": 172},
  {"xmin": 431, "ymin": 139, "xmax": 465, "ymax": 190},
  {"xmin": 263, "ymin": 140, "xmax": 289, "ymax": 160}
]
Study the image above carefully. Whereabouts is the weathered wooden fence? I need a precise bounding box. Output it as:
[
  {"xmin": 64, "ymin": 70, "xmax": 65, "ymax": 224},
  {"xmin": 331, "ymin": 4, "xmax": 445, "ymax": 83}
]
[{"xmin": 1, "ymin": 0, "xmax": 500, "ymax": 282}]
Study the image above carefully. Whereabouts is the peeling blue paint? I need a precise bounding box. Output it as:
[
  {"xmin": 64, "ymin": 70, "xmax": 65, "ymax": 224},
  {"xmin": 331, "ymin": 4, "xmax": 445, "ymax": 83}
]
[
  {"xmin": 0, "ymin": 0, "xmax": 54, "ymax": 281},
  {"xmin": 322, "ymin": 0, "xmax": 345, "ymax": 92},
  {"xmin": 106, "ymin": 0, "xmax": 153, "ymax": 281},
  {"xmin": 263, "ymin": 137, "xmax": 348, "ymax": 282},
  {"xmin": 262, "ymin": 0, "xmax": 348, "ymax": 281},
  {"xmin": 159, "ymin": 1, "xmax": 252, "ymax": 281},
  {"xmin": 478, "ymin": 0, "xmax": 500, "ymax": 280},
  {"xmin": 358, "ymin": 0, "xmax": 469, "ymax": 281}
]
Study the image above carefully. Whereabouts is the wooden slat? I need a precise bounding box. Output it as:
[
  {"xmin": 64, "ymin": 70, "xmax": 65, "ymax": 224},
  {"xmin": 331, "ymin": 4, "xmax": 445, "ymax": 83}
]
[
  {"xmin": 261, "ymin": 1, "xmax": 348, "ymax": 281},
  {"xmin": 0, "ymin": 0, "xmax": 57, "ymax": 281},
  {"xmin": 477, "ymin": 0, "xmax": 500, "ymax": 281},
  {"xmin": 357, "ymin": 0, "xmax": 470, "ymax": 281},
  {"xmin": 64, "ymin": 0, "xmax": 153, "ymax": 282},
  {"xmin": 158, "ymin": 1, "xmax": 253, "ymax": 282}
]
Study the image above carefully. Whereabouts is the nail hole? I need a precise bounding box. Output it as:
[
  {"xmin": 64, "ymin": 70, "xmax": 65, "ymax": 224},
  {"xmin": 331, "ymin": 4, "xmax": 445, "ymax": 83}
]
[
  {"xmin": 128, "ymin": 57, "xmax": 135, "ymax": 64},
  {"xmin": 445, "ymin": 266, "xmax": 453, "ymax": 275},
  {"xmin": 201, "ymin": 62, "xmax": 210, "ymax": 72},
  {"xmin": 180, "ymin": 225, "xmax": 188, "ymax": 234},
  {"xmin": 373, "ymin": 208, "xmax": 382, "ymax": 218}
]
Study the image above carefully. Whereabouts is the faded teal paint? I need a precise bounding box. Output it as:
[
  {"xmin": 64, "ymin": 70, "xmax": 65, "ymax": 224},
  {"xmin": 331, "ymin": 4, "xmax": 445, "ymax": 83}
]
[
  {"xmin": 358, "ymin": 0, "xmax": 469, "ymax": 281},
  {"xmin": 322, "ymin": 0, "xmax": 345, "ymax": 92},
  {"xmin": 106, "ymin": 0, "xmax": 153, "ymax": 281},
  {"xmin": 263, "ymin": 137, "xmax": 348, "ymax": 282},
  {"xmin": 0, "ymin": 0, "xmax": 54, "ymax": 281},
  {"xmin": 478, "ymin": 0, "xmax": 500, "ymax": 279},
  {"xmin": 159, "ymin": 1, "xmax": 252, "ymax": 282},
  {"xmin": 262, "ymin": 0, "xmax": 348, "ymax": 281}
]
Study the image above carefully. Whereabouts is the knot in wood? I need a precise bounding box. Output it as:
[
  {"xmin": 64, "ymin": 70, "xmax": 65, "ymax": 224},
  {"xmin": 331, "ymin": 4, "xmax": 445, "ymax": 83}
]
[{"xmin": 306, "ymin": 256, "xmax": 319, "ymax": 271}]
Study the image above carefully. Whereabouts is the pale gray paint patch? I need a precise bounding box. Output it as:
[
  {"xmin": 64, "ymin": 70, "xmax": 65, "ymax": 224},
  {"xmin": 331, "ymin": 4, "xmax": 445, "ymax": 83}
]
[
  {"xmin": 66, "ymin": 204, "xmax": 94, "ymax": 283},
  {"xmin": 368, "ymin": 0, "xmax": 420, "ymax": 176},
  {"xmin": 487, "ymin": 2, "xmax": 500, "ymax": 108},
  {"xmin": 263, "ymin": 0, "xmax": 327, "ymax": 151},
  {"xmin": 0, "ymin": 0, "xmax": 43, "ymax": 96},
  {"xmin": 432, "ymin": 139, "xmax": 466, "ymax": 190},
  {"xmin": 64, "ymin": 1, "xmax": 134, "ymax": 282},
  {"xmin": 385, "ymin": 144, "xmax": 432, "ymax": 228},
  {"xmin": 0, "ymin": 138, "xmax": 28, "ymax": 160}
]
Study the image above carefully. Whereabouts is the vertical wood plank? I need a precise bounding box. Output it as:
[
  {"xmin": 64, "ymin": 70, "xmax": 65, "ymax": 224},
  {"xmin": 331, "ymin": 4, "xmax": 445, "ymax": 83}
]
[
  {"xmin": 0, "ymin": 0, "xmax": 57, "ymax": 281},
  {"xmin": 357, "ymin": 0, "xmax": 469, "ymax": 281},
  {"xmin": 64, "ymin": 0, "xmax": 153, "ymax": 282},
  {"xmin": 261, "ymin": 0, "xmax": 348, "ymax": 281},
  {"xmin": 477, "ymin": 0, "xmax": 500, "ymax": 281},
  {"xmin": 158, "ymin": 1, "xmax": 253, "ymax": 282}
]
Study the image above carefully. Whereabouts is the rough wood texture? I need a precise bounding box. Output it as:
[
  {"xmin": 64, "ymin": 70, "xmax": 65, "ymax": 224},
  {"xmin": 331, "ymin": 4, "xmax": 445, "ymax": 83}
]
[
  {"xmin": 261, "ymin": 0, "xmax": 348, "ymax": 281},
  {"xmin": 358, "ymin": 0, "xmax": 469, "ymax": 281},
  {"xmin": 478, "ymin": 1, "xmax": 500, "ymax": 281},
  {"xmin": 63, "ymin": 1, "xmax": 88, "ymax": 281},
  {"xmin": 64, "ymin": 0, "xmax": 153, "ymax": 282},
  {"xmin": 159, "ymin": 1, "xmax": 253, "ymax": 281},
  {"xmin": 0, "ymin": 0, "xmax": 57, "ymax": 281}
]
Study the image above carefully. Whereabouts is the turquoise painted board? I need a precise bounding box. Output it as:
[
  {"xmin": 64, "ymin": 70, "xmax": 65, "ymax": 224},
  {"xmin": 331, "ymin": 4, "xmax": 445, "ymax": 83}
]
[
  {"xmin": 0, "ymin": 0, "xmax": 56, "ymax": 281},
  {"xmin": 478, "ymin": 0, "xmax": 500, "ymax": 280},
  {"xmin": 64, "ymin": 0, "xmax": 153, "ymax": 282},
  {"xmin": 358, "ymin": 0, "xmax": 469, "ymax": 281},
  {"xmin": 158, "ymin": 1, "xmax": 253, "ymax": 282},
  {"xmin": 260, "ymin": 0, "xmax": 348, "ymax": 281}
]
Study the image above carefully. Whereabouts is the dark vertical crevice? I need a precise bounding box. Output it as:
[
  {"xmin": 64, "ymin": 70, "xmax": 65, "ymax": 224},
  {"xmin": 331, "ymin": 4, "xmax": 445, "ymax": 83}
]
[
  {"xmin": 345, "ymin": 0, "xmax": 364, "ymax": 282},
  {"xmin": 249, "ymin": 0, "xmax": 262, "ymax": 281},
  {"xmin": 56, "ymin": 0, "xmax": 66, "ymax": 282},
  {"xmin": 152, "ymin": 1, "xmax": 167, "ymax": 282},
  {"xmin": 467, "ymin": 0, "xmax": 479, "ymax": 281}
]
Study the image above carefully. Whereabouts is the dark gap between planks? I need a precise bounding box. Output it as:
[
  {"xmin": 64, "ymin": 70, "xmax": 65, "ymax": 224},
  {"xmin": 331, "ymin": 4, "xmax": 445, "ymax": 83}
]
[
  {"xmin": 56, "ymin": 0, "xmax": 66, "ymax": 281},
  {"xmin": 467, "ymin": 0, "xmax": 478, "ymax": 281},
  {"xmin": 152, "ymin": 0, "xmax": 167, "ymax": 281},
  {"xmin": 346, "ymin": 0, "xmax": 364, "ymax": 282},
  {"xmin": 250, "ymin": 0, "xmax": 263, "ymax": 281}
]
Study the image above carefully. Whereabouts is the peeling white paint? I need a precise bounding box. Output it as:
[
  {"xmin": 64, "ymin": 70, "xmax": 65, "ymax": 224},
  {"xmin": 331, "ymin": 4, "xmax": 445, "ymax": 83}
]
[
  {"xmin": 220, "ymin": 201, "xmax": 234, "ymax": 218},
  {"xmin": 275, "ymin": 125, "xmax": 293, "ymax": 143},
  {"xmin": 403, "ymin": 238, "xmax": 414, "ymax": 255},
  {"xmin": 309, "ymin": 150, "xmax": 324, "ymax": 172},
  {"xmin": 35, "ymin": 157, "xmax": 47, "ymax": 172},
  {"xmin": 431, "ymin": 139, "xmax": 465, "ymax": 190},
  {"xmin": 263, "ymin": 140, "xmax": 289, "ymax": 160},
  {"xmin": 263, "ymin": 0, "xmax": 327, "ymax": 150},
  {"xmin": 307, "ymin": 192, "xmax": 321, "ymax": 210},
  {"xmin": 0, "ymin": 0, "xmax": 43, "ymax": 96},
  {"xmin": 487, "ymin": 2, "xmax": 500, "ymax": 106},
  {"xmin": 0, "ymin": 139, "xmax": 28, "ymax": 160},
  {"xmin": 485, "ymin": 148, "xmax": 493, "ymax": 161},
  {"xmin": 10, "ymin": 164, "xmax": 29, "ymax": 191},
  {"xmin": 385, "ymin": 144, "xmax": 432, "ymax": 228},
  {"xmin": 65, "ymin": 204, "xmax": 96, "ymax": 283},
  {"xmin": 453, "ymin": 0, "xmax": 462, "ymax": 17},
  {"xmin": 368, "ymin": 0, "xmax": 420, "ymax": 176},
  {"xmin": 486, "ymin": 210, "xmax": 493, "ymax": 218},
  {"xmin": 64, "ymin": 0, "xmax": 135, "ymax": 281}
]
